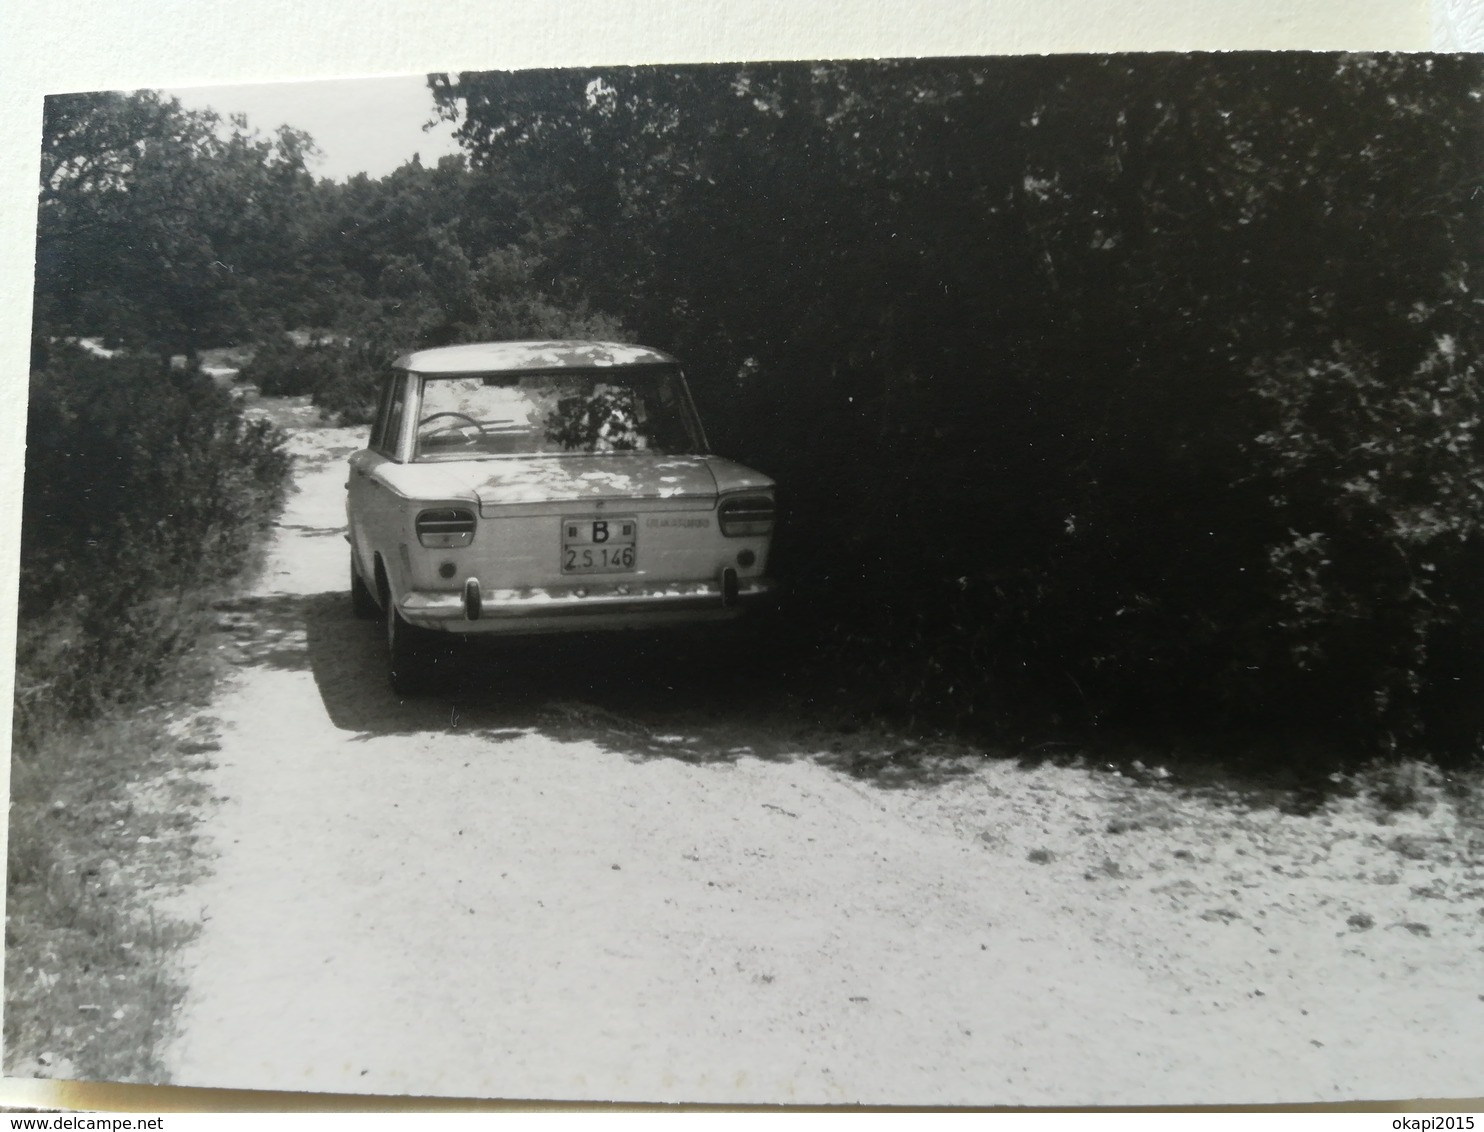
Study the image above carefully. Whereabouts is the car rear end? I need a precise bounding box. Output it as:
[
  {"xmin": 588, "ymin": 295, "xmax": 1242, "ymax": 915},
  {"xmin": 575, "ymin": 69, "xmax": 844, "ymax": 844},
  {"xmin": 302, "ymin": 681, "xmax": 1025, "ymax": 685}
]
[{"xmin": 384, "ymin": 354, "xmax": 777, "ymax": 636}]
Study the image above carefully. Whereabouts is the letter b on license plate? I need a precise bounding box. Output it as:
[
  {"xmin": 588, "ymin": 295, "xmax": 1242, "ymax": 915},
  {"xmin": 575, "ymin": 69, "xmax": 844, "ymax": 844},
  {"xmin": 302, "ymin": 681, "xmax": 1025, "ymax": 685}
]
[{"xmin": 562, "ymin": 516, "xmax": 637, "ymax": 574}]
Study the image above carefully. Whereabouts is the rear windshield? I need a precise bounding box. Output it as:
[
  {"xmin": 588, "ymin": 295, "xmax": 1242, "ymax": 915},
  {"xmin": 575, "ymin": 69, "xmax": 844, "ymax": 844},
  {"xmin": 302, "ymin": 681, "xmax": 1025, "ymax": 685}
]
[{"xmin": 412, "ymin": 367, "xmax": 705, "ymax": 462}]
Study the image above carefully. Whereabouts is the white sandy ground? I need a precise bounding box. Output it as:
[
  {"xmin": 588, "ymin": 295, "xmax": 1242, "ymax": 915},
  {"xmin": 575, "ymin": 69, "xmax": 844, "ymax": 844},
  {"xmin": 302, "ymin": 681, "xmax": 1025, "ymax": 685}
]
[{"xmin": 155, "ymin": 402, "xmax": 1484, "ymax": 1106}]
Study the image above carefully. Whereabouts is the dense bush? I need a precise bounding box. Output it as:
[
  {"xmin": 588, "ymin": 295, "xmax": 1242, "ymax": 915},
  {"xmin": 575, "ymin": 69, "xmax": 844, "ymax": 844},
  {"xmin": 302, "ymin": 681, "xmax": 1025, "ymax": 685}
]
[
  {"xmin": 237, "ymin": 333, "xmax": 337, "ymax": 397},
  {"xmin": 15, "ymin": 346, "xmax": 289, "ymax": 740},
  {"xmin": 236, "ymin": 333, "xmax": 378, "ymax": 422},
  {"xmin": 238, "ymin": 284, "xmax": 629, "ymax": 426},
  {"xmin": 436, "ymin": 55, "xmax": 1484, "ymax": 759}
]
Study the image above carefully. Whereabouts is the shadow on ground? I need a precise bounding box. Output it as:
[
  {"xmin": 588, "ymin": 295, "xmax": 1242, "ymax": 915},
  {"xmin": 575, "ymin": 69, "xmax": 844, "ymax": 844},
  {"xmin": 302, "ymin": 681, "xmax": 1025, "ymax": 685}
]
[
  {"xmin": 208, "ymin": 589, "xmax": 1441, "ymax": 812},
  {"xmin": 207, "ymin": 590, "xmax": 988, "ymax": 790}
]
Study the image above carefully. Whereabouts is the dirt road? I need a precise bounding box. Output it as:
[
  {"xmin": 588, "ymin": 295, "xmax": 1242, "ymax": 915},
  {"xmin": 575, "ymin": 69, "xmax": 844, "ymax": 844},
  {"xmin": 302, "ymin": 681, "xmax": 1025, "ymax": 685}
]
[{"xmin": 159, "ymin": 404, "xmax": 1484, "ymax": 1106}]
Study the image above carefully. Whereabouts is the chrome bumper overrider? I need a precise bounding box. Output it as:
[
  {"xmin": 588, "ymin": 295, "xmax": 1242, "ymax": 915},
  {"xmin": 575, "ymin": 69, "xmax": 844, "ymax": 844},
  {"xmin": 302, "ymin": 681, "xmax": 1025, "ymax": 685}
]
[{"xmin": 400, "ymin": 577, "xmax": 777, "ymax": 624}]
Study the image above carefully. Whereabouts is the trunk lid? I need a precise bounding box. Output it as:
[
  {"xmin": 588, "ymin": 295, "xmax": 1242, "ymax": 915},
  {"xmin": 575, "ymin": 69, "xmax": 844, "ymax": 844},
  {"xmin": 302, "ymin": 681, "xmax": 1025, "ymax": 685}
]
[{"xmin": 470, "ymin": 454, "xmax": 719, "ymax": 514}]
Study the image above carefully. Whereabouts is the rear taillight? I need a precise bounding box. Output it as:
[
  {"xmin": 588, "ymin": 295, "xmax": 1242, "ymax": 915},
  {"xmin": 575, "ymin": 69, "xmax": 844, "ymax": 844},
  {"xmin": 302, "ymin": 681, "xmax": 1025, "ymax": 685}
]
[
  {"xmin": 416, "ymin": 507, "xmax": 476, "ymax": 548},
  {"xmin": 718, "ymin": 494, "xmax": 775, "ymax": 537}
]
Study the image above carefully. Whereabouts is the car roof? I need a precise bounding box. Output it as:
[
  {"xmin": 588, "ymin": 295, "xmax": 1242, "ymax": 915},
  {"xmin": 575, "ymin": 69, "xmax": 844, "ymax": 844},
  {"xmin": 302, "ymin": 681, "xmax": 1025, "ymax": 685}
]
[{"xmin": 394, "ymin": 340, "xmax": 678, "ymax": 375}]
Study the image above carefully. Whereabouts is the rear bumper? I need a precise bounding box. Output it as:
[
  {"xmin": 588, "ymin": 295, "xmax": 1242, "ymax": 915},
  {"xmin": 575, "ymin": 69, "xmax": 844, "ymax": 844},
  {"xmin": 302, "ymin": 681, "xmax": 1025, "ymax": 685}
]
[{"xmin": 400, "ymin": 576, "xmax": 777, "ymax": 634}]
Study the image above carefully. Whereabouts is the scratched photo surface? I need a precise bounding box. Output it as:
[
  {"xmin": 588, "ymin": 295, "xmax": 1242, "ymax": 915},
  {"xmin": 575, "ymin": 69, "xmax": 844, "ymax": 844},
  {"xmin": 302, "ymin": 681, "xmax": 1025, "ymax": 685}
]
[{"xmin": 7, "ymin": 54, "xmax": 1484, "ymax": 1106}]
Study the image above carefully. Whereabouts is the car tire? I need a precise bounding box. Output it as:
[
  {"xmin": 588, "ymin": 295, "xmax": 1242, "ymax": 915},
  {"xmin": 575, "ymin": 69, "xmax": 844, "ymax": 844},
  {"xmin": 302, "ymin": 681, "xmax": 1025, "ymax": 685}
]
[
  {"xmin": 351, "ymin": 552, "xmax": 379, "ymax": 620},
  {"xmin": 386, "ymin": 599, "xmax": 434, "ymax": 696}
]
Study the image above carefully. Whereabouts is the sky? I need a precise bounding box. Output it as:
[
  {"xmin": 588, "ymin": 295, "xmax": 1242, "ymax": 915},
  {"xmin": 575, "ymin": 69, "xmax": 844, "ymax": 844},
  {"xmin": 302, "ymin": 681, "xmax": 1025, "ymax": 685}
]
[{"xmin": 163, "ymin": 73, "xmax": 464, "ymax": 181}]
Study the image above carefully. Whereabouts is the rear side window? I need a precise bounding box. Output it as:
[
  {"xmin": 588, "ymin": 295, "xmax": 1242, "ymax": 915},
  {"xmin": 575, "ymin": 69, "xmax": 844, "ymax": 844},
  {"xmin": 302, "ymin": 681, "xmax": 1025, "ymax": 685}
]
[
  {"xmin": 372, "ymin": 372, "xmax": 409, "ymax": 459},
  {"xmin": 370, "ymin": 374, "xmax": 396, "ymax": 453}
]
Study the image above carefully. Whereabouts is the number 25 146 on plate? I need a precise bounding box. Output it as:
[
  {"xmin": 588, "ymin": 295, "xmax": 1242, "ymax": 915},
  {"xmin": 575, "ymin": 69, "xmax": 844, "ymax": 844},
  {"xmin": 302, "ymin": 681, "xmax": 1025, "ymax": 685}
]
[{"xmin": 562, "ymin": 517, "xmax": 638, "ymax": 574}]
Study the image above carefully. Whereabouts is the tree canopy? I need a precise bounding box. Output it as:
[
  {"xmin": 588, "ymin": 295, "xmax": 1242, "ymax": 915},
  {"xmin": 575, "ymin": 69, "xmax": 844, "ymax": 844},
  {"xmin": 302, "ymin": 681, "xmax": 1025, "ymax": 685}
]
[
  {"xmin": 35, "ymin": 89, "xmax": 322, "ymax": 361},
  {"xmin": 431, "ymin": 55, "xmax": 1484, "ymax": 752}
]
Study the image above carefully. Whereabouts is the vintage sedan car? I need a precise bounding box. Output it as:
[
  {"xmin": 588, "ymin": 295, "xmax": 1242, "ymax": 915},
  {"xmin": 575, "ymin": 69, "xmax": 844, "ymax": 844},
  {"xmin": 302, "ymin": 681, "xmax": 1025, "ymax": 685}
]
[{"xmin": 346, "ymin": 340, "xmax": 778, "ymax": 693}]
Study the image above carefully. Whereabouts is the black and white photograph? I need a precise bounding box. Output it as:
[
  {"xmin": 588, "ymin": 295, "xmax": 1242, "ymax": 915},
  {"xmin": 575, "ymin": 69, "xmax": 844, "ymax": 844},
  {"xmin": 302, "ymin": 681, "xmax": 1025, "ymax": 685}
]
[{"xmin": 5, "ymin": 45, "xmax": 1484, "ymax": 1108}]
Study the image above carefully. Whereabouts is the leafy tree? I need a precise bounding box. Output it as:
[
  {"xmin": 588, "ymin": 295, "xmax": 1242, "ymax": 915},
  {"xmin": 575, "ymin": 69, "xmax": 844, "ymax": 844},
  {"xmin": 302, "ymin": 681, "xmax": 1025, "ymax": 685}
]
[
  {"xmin": 35, "ymin": 89, "xmax": 320, "ymax": 362},
  {"xmin": 242, "ymin": 149, "xmax": 626, "ymax": 420}
]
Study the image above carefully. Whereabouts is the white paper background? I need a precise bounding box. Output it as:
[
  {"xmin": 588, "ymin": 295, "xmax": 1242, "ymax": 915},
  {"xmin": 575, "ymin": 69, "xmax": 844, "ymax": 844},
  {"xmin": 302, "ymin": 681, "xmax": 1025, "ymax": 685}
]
[{"xmin": 0, "ymin": 0, "xmax": 1465, "ymax": 1112}]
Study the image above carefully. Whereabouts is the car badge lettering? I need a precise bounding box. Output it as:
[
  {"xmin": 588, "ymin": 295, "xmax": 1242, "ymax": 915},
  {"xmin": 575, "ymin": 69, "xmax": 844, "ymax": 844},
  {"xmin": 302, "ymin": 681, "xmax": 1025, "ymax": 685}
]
[{"xmin": 646, "ymin": 517, "xmax": 711, "ymax": 529}]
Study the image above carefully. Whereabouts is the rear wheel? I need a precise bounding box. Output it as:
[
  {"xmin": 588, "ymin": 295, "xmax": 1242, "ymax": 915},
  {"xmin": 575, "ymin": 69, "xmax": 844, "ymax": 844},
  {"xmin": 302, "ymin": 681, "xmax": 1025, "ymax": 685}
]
[
  {"xmin": 385, "ymin": 594, "xmax": 463, "ymax": 696},
  {"xmin": 350, "ymin": 552, "xmax": 378, "ymax": 620},
  {"xmin": 385, "ymin": 599, "xmax": 432, "ymax": 696}
]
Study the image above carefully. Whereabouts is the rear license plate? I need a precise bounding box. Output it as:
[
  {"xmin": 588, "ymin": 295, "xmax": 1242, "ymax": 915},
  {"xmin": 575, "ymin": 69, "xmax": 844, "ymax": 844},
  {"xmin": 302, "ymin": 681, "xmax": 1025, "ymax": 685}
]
[{"xmin": 561, "ymin": 516, "xmax": 637, "ymax": 574}]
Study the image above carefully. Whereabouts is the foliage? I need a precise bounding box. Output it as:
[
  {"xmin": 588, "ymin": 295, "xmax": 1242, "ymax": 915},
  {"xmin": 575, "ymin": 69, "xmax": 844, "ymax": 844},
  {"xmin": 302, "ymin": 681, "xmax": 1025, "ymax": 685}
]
[
  {"xmin": 35, "ymin": 90, "xmax": 320, "ymax": 362},
  {"xmin": 1252, "ymin": 338, "xmax": 1484, "ymax": 747},
  {"xmin": 232, "ymin": 333, "xmax": 375, "ymax": 422},
  {"xmin": 433, "ymin": 55, "xmax": 1484, "ymax": 756},
  {"xmin": 223, "ymin": 156, "xmax": 629, "ymax": 421},
  {"xmin": 236, "ymin": 332, "xmax": 339, "ymax": 397},
  {"xmin": 16, "ymin": 347, "xmax": 289, "ymax": 738},
  {"xmin": 545, "ymin": 387, "xmax": 643, "ymax": 452}
]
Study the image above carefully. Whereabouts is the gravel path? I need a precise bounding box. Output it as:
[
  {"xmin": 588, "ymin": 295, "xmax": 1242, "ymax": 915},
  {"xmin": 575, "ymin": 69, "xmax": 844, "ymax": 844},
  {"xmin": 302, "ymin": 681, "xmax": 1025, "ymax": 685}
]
[{"xmin": 159, "ymin": 409, "xmax": 1484, "ymax": 1106}]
